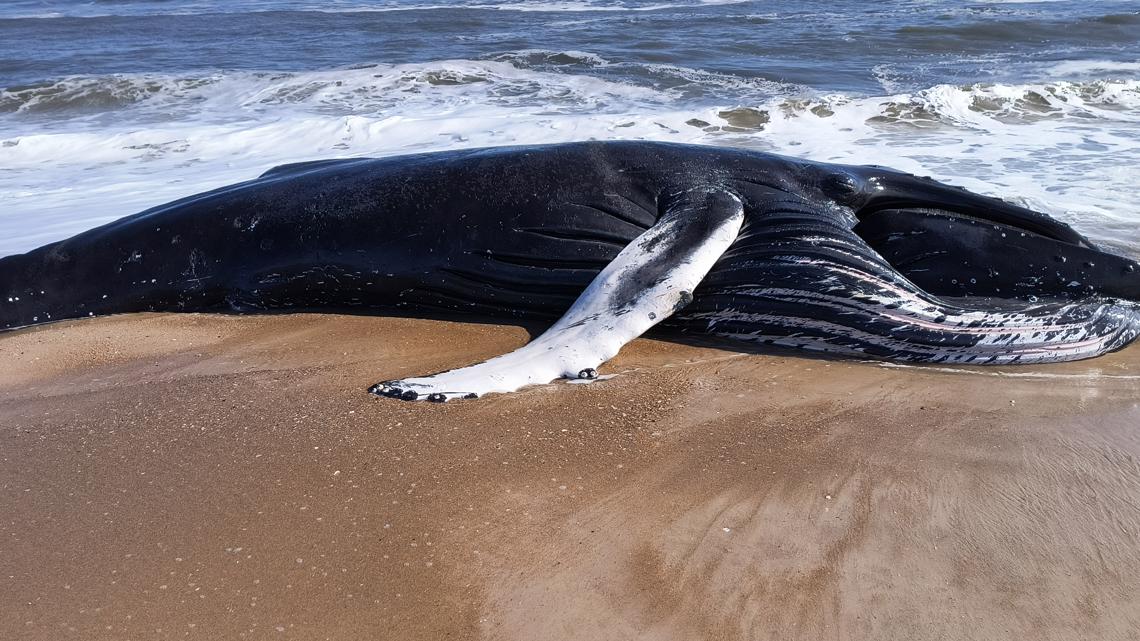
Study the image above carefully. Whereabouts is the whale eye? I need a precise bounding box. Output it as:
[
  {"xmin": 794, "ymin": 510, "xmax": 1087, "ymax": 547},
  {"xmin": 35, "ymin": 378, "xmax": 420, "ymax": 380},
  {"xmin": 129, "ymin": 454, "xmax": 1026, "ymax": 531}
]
[
  {"xmin": 821, "ymin": 173, "xmax": 861, "ymax": 204},
  {"xmin": 825, "ymin": 173, "xmax": 857, "ymax": 192}
]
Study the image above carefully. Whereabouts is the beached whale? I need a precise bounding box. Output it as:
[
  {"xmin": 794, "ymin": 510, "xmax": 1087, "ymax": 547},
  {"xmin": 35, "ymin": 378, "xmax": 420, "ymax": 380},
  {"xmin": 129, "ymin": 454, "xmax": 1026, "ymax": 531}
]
[{"xmin": 1, "ymin": 142, "xmax": 1138, "ymax": 400}]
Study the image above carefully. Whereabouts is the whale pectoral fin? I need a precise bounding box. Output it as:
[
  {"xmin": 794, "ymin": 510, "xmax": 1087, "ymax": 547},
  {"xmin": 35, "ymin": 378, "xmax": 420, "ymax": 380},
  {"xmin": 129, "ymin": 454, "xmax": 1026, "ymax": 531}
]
[
  {"xmin": 370, "ymin": 188, "xmax": 745, "ymax": 401},
  {"xmin": 850, "ymin": 167, "xmax": 1092, "ymax": 247},
  {"xmin": 854, "ymin": 207, "xmax": 1140, "ymax": 301}
]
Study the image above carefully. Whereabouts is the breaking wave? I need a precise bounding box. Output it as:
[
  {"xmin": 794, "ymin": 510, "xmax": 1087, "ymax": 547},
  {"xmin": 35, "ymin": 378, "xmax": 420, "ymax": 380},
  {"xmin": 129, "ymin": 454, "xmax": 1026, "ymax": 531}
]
[
  {"xmin": 4, "ymin": 59, "xmax": 1136, "ymax": 125},
  {"xmin": 1, "ymin": 56, "xmax": 1139, "ymax": 257}
]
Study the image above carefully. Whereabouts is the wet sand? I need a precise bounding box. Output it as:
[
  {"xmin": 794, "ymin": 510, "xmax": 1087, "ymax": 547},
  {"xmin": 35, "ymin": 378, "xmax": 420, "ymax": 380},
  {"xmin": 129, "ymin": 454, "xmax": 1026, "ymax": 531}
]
[{"xmin": 2, "ymin": 312, "xmax": 1139, "ymax": 640}]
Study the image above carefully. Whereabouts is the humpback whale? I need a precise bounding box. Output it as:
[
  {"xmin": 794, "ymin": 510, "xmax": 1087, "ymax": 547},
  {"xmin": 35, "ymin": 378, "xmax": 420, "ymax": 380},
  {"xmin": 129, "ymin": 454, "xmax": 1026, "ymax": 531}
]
[{"xmin": 1, "ymin": 142, "xmax": 1137, "ymax": 401}]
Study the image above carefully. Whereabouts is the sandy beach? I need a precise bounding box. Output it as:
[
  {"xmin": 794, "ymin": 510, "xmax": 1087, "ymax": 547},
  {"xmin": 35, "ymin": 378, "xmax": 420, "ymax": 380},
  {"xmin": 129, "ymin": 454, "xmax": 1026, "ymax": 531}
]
[{"xmin": 2, "ymin": 312, "xmax": 1140, "ymax": 640}]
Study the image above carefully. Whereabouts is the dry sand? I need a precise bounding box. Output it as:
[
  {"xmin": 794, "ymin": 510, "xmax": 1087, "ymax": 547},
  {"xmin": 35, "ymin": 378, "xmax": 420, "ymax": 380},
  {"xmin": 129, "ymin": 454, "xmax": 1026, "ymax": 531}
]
[{"xmin": 2, "ymin": 312, "xmax": 1139, "ymax": 640}]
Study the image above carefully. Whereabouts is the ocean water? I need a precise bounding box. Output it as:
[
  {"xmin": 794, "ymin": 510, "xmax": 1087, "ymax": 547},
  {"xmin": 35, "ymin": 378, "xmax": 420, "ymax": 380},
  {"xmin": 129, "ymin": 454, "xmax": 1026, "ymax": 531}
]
[{"xmin": 1, "ymin": 0, "xmax": 1138, "ymax": 257}]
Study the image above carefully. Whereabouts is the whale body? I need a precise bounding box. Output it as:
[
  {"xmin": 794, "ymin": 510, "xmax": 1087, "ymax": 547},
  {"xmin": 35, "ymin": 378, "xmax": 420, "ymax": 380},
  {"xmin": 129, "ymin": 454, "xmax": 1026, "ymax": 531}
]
[{"xmin": 1, "ymin": 142, "xmax": 1137, "ymax": 400}]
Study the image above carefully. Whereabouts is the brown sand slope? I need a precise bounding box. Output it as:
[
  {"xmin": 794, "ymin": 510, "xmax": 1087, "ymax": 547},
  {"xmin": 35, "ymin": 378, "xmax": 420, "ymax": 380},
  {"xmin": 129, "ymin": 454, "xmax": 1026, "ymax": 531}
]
[{"xmin": 2, "ymin": 313, "xmax": 1140, "ymax": 640}]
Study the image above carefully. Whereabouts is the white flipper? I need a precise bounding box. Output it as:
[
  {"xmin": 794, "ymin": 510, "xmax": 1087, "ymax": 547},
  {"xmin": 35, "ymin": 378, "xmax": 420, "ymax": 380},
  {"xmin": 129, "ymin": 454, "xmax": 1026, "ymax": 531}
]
[{"xmin": 371, "ymin": 189, "xmax": 744, "ymax": 401}]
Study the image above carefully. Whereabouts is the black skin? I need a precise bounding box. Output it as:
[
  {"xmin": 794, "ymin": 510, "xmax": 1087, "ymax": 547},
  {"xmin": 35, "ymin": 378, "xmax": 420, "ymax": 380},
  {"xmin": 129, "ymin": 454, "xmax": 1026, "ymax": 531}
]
[
  {"xmin": 1, "ymin": 141, "xmax": 1137, "ymax": 334},
  {"xmin": 855, "ymin": 207, "xmax": 1139, "ymax": 300}
]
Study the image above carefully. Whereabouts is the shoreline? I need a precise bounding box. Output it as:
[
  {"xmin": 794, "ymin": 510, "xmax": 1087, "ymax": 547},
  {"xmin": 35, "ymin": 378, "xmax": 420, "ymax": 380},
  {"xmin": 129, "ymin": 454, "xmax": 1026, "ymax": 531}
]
[{"xmin": 3, "ymin": 312, "xmax": 1139, "ymax": 640}]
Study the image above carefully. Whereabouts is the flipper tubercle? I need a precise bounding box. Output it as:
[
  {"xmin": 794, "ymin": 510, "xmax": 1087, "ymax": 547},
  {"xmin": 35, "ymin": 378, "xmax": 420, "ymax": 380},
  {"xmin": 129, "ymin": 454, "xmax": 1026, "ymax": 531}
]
[{"xmin": 369, "ymin": 188, "xmax": 745, "ymax": 401}]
